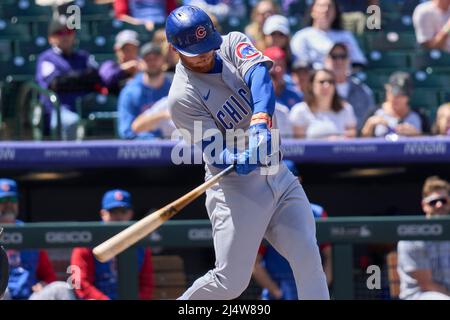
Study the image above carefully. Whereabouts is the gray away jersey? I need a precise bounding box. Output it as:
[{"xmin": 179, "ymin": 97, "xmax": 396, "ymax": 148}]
[{"xmin": 168, "ymin": 32, "xmax": 275, "ymax": 165}]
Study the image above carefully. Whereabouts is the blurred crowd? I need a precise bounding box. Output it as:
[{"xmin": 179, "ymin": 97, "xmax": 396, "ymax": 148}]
[{"xmin": 20, "ymin": 0, "xmax": 450, "ymax": 140}]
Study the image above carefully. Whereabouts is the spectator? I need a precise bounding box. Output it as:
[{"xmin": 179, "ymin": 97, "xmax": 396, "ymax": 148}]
[
  {"xmin": 397, "ymin": 176, "xmax": 450, "ymax": 300},
  {"xmin": 433, "ymin": 103, "xmax": 450, "ymax": 135},
  {"xmin": 289, "ymin": 68, "xmax": 357, "ymax": 139},
  {"xmin": 99, "ymin": 30, "xmax": 140, "ymax": 96},
  {"xmin": 263, "ymin": 46, "xmax": 303, "ymax": 110},
  {"xmin": 245, "ymin": 0, "xmax": 278, "ymax": 50},
  {"xmin": 114, "ymin": 0, "xmax": 177, "ymax": 32},
  {"xmin": 290, "ymin": 0, "xmax": 367, "ymax": 69},
  {"xmin": 412, "ymin": 0, "xmax": 450, "ymax": 53},
  {"xmin": 361, "ymin": 72, "xmax": 426, "ymax": 138},
  {"xmin": 151, "ymin": 28, "xmax": 179, "ymax": 74},
  {"xmin": 324, "ymin": 42, "xmax": 375, "ymax": 130},
  {"xmin": 263, "ymin": 15, "xmax": 294, "ymax": 71},
  {"xmin": 117, "ymin": 43, "xmax": 172, "ymax": 139},
  {"xmin": 36, "ymin": 15, "xmax": 102, "ymax": 140},
  {"xmin": 0, "ymin": 178, "xmax": 74, "ymax": 300},
  {"xmin": 337, "ymin": 0, "xmax": 379, "ymax": 34},
  {"xmin": 71, "ymin": 189, "xmax": 154, "ymax": 300},
  {"xmin": 131, "ymin": 97, "xmax": 176, "ymax": 139},
  {"xmin": 290, "ymin": 59, "xmax": 313, "ymax": 95},
  {"xmin": 252, "ymin": 160, "xmax": 332, "ymax": 300}
]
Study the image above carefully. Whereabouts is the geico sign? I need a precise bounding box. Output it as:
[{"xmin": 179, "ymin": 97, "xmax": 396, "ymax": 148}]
[
  {"xmin": 0, "ymin": 232, "xmax": 23, "ymax": 244},
  {"xmin": 46, "ymin": 231, "xmax": 92, "ymax": 243},
  {"xmin": 397, "ymin": 224, "xmax": 443, "ymax": 236}
]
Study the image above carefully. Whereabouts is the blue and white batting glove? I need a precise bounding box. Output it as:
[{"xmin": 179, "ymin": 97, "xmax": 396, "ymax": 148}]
[{"xmin": 249, "ymin": 122, "xmax": 272, "ymax": 166}]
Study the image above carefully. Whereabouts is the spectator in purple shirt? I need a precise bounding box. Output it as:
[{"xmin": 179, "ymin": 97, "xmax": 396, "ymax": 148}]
[
  {"xmin": 35, "ymin": 15, "xmax": 102, "ymax": 139},
  {"xmin": 99, "ymin": 30, "xmax": 140, "ymax": 96}
]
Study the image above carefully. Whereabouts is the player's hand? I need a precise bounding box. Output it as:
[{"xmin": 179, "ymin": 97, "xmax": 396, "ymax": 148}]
[
  {"xmin": 249, "ymin": 122, "xmax": 272, "ymax": 166},
  {"xmin": 234, "ymin": 150, "xmax": 257, "ymax": 176}
]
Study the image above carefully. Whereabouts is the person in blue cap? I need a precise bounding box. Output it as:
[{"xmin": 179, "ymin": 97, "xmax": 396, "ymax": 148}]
[
  {"xmin": 0, "ymin": 178, "xmax": 74, "ymax": 300},
  {"xmin": 71, "ymin": 189, "xmax": 154, "ymax": 300},
  {"xmin": 252, "ymin": 161, "xmax": 333, "ymax": 299}
]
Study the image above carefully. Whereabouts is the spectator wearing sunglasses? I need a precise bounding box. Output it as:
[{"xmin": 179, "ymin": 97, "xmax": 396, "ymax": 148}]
[
  {"xmin": 0, "ymin": 179, "xmax": 75, "ymax": 300},
  {"xmin": 36, "ymin": 15, "xmax": 102, "ymax": 140},
  {"xmin": 71, "ymin": 189, "xmax": 154, "ymax": 300},
  {"xmin": 290, "ymin": 0, "xmax": 367, "ymax": 69},
  {"xmin": 397, "ymin": 176, "xmax": 450, "ymax": 300},
  {"xmin": 325, "ymin": 43, "xmax": 375, "ymax": 131},
  {"xmin": 289, "ymin": 68, "xmax": 357, "ymax": 139}
]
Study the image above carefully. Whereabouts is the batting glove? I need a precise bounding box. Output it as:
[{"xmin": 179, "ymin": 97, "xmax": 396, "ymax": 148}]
[{"xmin": 249, "ymin": 122, "xmax": 272, "ymax": 166}]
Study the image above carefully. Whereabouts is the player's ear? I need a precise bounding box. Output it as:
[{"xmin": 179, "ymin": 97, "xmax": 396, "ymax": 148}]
[
  {"xmin": 100, "ymin": 209, "xmax": 111, "ymax": 222},
  {"xmin": 168, "ymin": 44, "xmax": 179, "ymax": 55}
]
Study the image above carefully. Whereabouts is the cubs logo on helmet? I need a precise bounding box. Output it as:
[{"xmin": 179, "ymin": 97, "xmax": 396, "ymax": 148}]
[
  {"xmin": 236, "ymin": 42, "xmax": 261, "ymax": 60},
  {"xmin": 114, "ymin": 191, "xmax": 123, "ymax": 201},
  {"xmin": 0, "ymin": 183, "xmax": 9, "ymax": 192}
]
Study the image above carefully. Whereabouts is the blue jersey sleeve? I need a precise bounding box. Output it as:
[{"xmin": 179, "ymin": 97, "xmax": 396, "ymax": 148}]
[{"xmin": 244, "ymin": 63, "xmax": 275, "ymax": 117}]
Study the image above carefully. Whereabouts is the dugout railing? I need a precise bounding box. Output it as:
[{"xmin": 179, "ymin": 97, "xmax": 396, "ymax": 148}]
[{"xmin": 1, "ymin": 216, "xmax": 450, "ymax": 300}]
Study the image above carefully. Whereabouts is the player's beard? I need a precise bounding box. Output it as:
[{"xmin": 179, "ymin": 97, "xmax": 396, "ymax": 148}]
[{"xmin": 179, "ymin": 54, "xmax": 215, "ymax": 73}]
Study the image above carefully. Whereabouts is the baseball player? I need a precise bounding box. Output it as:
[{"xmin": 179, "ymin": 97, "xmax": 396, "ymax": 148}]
[{"xmin": 166, "ymin": 5, "xmax": 329, "ymax": 300}]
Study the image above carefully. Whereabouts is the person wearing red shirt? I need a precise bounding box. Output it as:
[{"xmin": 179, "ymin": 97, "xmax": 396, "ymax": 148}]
[{"xmin": 71, "ymin": 189, "xmax": 153, "ymax": 300}]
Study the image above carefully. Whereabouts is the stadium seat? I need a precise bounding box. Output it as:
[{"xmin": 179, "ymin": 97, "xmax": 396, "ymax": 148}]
[
  {"xmin": 92, "ymin": 20, "xmax": 153, "ymax": 42},
  {"xmin": 76, "ymin": 93, "xmax": 118, "ymax": 139},
  {"xmin": 366, "ymin": 51, "xmax": 410, "ymax": 70},
  {"xmin": 412, "ymin": 50, "xmax": 450, "ymax": 73},
  {"xmin": 365, "ymin": 32, "xmax": 417, "ymax": 52},
  {"xmin": 0, "ymin": 56, "xmax": 36, "ymax": 83},
  {"xmin": 0, "ymin": 0, "xmax": 52, "ymax": 21},
  {"xmin": 15, "ymin": 38, "xmax": 49, "ymax": 59},
  {"xmin": 0, "ymin": 19, "xmax": 31, "ymax": 40},
  {"xmin": 78, "ymin": 37, "xmax": 115, "ymax": 54},
  {"xmin": 383, "ymin": 15, "xmax": 415, "ymax": 33},
  {"xmin": 412, "ymin": 71, "xmax": 450, "ymax": 89},
  {"xmin": 0, "ymin": 39, "xmax": 13, "ymax": 62}
]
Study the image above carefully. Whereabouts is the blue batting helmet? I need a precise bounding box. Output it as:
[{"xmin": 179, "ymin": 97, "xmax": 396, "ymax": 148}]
[{"xmin": 165, "ymin": 5, "xmax": 223, "ymax": 57}]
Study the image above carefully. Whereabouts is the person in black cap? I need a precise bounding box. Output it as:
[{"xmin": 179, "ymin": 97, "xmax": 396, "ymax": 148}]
[
  {"xmin": 35, "ymin": 15, "xmax": 102, "ymax": 139},
  {"xmin": 361, "ymin": 71, "xmax": 429, "ymax": 138},
  {"xmin": 117, "ymin": 42, "xmax": 172, "ymax": 139}
]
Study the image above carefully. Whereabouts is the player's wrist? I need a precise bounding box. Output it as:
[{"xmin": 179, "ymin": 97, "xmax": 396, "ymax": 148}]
[{"xmin": 250, "ymin": 113, "xmax": 272, "ymax": 128}]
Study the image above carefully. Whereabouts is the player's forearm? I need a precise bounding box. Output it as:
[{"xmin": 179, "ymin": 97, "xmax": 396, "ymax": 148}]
[{"xmin": 244, "ymin": 63, "xmax": 275, "ymax": 118}]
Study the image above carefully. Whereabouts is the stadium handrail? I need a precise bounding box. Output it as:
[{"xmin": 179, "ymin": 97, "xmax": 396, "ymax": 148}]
[
  {"xmin": 17, "ymin": 81, "xmax": 62, "ymax": 140},
  {"xmin": 1, "ymin": 216, "xmax": 449, "ymax": 299}
]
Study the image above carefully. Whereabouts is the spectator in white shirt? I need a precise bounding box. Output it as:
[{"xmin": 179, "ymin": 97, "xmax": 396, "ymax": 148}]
[
  {"xmin": 289, "ymin": 68, "xmax": 357, "ymax": 139},
  {"xmin": 290, "ymin": 0, "xmax": 367, "ymax": 69},
  {"xmin": 413, "ymin": 0, "xmax": 450, "ymax": 53}
]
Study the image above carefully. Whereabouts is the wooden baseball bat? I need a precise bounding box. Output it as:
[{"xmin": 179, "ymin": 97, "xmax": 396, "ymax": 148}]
[{"xmin": 93, "ymin": 164, "xmax": 235, "ymax": 262}]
